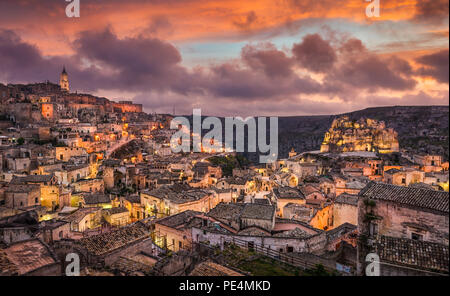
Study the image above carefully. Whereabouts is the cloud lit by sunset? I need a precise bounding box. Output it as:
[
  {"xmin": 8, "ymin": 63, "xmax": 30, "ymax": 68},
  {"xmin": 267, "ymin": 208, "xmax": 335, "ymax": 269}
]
[{"xmin": 0, "ymin": 0, "xmax": 448, "ymax": 116}]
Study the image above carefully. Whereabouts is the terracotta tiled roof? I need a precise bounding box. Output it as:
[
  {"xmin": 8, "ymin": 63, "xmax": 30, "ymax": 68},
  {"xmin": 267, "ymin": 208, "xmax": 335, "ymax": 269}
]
[
  {"xmin": 0, "ymin": 249, "xmax": 19, "ymax": 276},
  {"xmin": 82, "ymin": 193, "xmax": 111, "ymax": 205},
  {"xmin": 359, "ymin": 182, "xmax": 449, "ymax": 213},
  {"xmin": 375, "ymin": 235, "xmax": 449, "ymax": 274},
  {"xmin": 156, "ymin": 210, "xmax": 202, "ymax": 229},
  {"xmin": 10, "ymin": 174, "xmax": 54, "ymax": 185},
  {"xmin": 335, "ymin": 194, "xmax": 359, "ymax": 206},
  {"xmin": 104, "ymin": 207, "xmax": 129, "ymax": 215},
  {"xmin": 241, "ymin": 203, "xmax": 275, "ymax": 220},
  {"xmin": 189, "ymin": 261, "xmax": 243, "ymax": 276},
  {"xmin": 273, "ymin": 187, "xmax": 305, "ymax": 200},
  {"xmin": 61, "ymin": 208, "xmax": 99, "ymax": 223},
  {"xmin": 5, "ymin": 184, "xmax": 40, "ymax": 193},
  {"xmin": 1, "ymin": 239, "xmax": 58, "ymax": 275},
  {"xmin": 78, "ymin": 223, "xmax": 149, "ymax": 256},
  {"xmin": 273, "ymin": 227, "xmax": 311, "ymax": 239}
]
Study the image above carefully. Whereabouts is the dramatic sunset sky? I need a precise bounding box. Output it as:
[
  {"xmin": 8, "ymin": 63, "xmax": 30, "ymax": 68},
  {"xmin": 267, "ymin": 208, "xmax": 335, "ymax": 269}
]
[{"xmin": 0, "ymin": 0, "xmax": 448, "ymax": 116}]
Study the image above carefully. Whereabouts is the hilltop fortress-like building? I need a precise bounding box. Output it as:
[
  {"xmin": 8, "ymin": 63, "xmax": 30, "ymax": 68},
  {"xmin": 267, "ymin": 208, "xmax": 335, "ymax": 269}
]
[
  {"xmin": 320, "ymin": 116, "xmax": 399, "ymax": 154},
  {"xmin": 60, "ymin": 66, "xmax": 70, "ymax": 92},
  {"xmin": 0, "ymin": 67, "xmax": 143, "ymax": 124}
]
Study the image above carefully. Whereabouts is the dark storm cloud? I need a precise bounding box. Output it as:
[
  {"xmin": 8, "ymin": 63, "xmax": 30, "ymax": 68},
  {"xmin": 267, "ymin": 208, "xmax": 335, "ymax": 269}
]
[
  {"xmin": 325, "ymin": 38, "xmax": 417, "ymax": 92},
  {"xmin": 0, "ymin": 28, "xmax": 443, "ymax": 114},
  {"xmin": 73, "ymin": 28, "xmax": 184, "ymax": 90},
  {"xmin": 205, "ymin": 62, "xmax": 321, "ymax": 99},
  {"xmin": 292, "ymin": 34, "xmax": 337, "ymax": 73},
  {"xmin": 415, "ymin": 49, "xmax": 449, "ymax": 84},
  {"xmin": 241, "ymin": 43, "xmax": 294, "ymax": 78},
  {"xmin": 329, "ymin": 55, "xmax": 417, "ymax": 92},
  {"xmin": 338, "ymin": 38, "xmax": 367, "ymax": 55}
]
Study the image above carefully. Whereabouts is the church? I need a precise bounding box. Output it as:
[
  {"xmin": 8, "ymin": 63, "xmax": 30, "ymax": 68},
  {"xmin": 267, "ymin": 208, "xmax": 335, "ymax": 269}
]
[{"xmin": 60, "ymin": 66, "xmax": 70, "ymax": 92}]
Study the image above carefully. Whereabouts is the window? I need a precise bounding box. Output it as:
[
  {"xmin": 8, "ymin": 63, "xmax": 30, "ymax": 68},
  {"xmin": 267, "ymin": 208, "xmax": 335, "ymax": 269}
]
[
  {"xmin": 59, "ymin": 231, "xmax": 63, "ymax": 238},
  {"xmin": 35, "ymin": 198, "xmax": 38, "ymax": 204},
  {"xmin": 369, "ymin": 223, "xmax": 378, "ymax": 236},
  {"xmin": 411, "ymin": 233, "xmax": 423, "ymax": 241},
  {"xmin": 287, "ymin": 246, "xmax": 294, "ymax": 253},
  {"xmin": 401, "ymin": 178, "xmax": 406, "ymax": 184}
]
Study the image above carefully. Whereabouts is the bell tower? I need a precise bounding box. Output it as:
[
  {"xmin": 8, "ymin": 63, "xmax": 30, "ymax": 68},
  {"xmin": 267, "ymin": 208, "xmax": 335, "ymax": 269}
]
[{"xmin": 60, "ymin": 66, "xmax": 70, "ymax": 92}]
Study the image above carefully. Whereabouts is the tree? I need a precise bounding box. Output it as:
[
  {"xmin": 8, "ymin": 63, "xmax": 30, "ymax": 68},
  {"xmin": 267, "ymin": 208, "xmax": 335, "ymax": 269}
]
[{"xmin": 17, "ymin": 137, "xmax": 25, "ymax": 145}]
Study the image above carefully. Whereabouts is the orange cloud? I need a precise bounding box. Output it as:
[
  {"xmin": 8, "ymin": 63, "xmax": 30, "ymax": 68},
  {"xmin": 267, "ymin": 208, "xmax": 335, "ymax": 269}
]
[{"xmin": 0, "ymin": 0, "xmax": 447, "ymax": 56}]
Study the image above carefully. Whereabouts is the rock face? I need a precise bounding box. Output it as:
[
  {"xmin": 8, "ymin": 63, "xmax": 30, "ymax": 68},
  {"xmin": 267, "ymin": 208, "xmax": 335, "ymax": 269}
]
[{"xmin": 320, "ymin": 116, "xmax": 399, "ymax": 153}]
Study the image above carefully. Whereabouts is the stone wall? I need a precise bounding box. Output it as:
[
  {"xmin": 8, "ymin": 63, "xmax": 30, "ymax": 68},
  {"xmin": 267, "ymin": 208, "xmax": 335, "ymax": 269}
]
[
  {"xmin": 192, "ymin": 227, "xmax": 327, "ymax": 254},
  {"xmin": 332, "ymin": 203, "xmax": 358, "ymax": 228},
  {"xmin": 358, "ymin": 199, "xmax": 449, "ymax": 245}
]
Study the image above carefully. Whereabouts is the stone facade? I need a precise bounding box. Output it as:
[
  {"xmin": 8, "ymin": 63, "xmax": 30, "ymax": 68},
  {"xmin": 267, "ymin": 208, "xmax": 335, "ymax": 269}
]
[{"xmin": 320, "ymin": 116, "xmax": 399, "ymax": 154}]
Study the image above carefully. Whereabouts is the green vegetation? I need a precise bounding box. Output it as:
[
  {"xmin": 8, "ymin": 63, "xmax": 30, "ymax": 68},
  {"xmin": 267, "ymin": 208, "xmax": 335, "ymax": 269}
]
[
  {"xmin": 55, "ymin": 141, "xmax": 68, "ymax": 147},
  {"xmin": 303, "ymin": 264, "xmax": 338, "ymax": 276},
  {"xmin": 218, "ymin": 244, "xmax": 304, "ymax": 276},
  {"xmin": 363, "ymin": 199, "xmax": 376, "ymax": 208},
  {"xmin": 17, "ymin": 137, "xmax": 25, "ymax": 145},
  {"xmin": 207, "ymin": 154, "xmax": 249, "ymax": 176},
  {"xmin": 364, "ymin": 213, "xmax": 379, "ymax": 222},
  {"xmin": 33, "ymin": 138, "xmax": 56, "ymax": 145},
  {"xmin": 238, "ymin": 257, "xmax": 301, "ymax": 276}
]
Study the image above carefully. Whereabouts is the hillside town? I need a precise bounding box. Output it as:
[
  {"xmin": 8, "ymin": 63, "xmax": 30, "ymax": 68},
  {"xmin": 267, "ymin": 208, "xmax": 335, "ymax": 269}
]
[{"xmin": 0, "ymin": 69, "xmax": 448, "ymax": 276}]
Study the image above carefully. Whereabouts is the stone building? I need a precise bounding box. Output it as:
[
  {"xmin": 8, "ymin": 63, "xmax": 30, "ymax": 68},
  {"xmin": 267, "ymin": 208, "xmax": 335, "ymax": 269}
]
[
  {"xmin": 371, "ymin": 235, "xmax": 448, "ymax": 276},
  {"xmin": 153, "ymin": 210, "xmax": 202, "ymax": 252},
  {"xmin": 332, "ymin": 194, "xmax": 359, "ymax": 228},
  {"xmin": 383, "ymin": 168, "xmax": 425, "ymax": 186},
  {"xmin": 357, "ymin": 182, "xmax": 449, "ymax": 275},
  {"xmin": 0, "ymin": 238, "xmax": 61, "ymax": 276},
  {"xmin": 102, "ymin": 207, "xmax": 130, "ymax": 227},
  {"xmin": 5, "ymin": 185, "xmax": 40, "ymax": 209},
  {"xmin": 207, "ymin": 202, "xmax": 276, "ymax": 232},
  {"xmin": 9, "ymin": 174, "xmax": 60, "ymax": 211},
  {"xmin": 60, "ymin": 67, "xmax": 69, "ymax": 92},
  {"xmin": 358, "ymin": 182, "xmax": 448, "ymax": 244},
  {"xmin": 320, "ymin": 116, "xmax": 399, "ymax": 154},
  {"xmin": 272, "ymin": 186, "xmax": 306, "ymax": 217},
  {"xmin": 140, "ymin": 184, "xmax": 219, "ymax": 218},
  {"xmin": 55, "ymin": 147, "xmax": 88, "ymax": 162},
  {"xmin": 55, "ymin": 222, "xmax": 153, "ymax": 267},
  {"xmin": 60, "ymin": 207, "xmax": 102, "ymax": 232}
]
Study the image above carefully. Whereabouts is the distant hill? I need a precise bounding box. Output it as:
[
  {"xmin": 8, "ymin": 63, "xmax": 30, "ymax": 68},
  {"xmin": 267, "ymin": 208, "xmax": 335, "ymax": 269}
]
[
  {"xmin": 186, "ymin": 105, "xmax": 449, "ymax": 163},
  {"xmin": 276, "ymin": 105, "xmax": 449, "ymax": 161}
]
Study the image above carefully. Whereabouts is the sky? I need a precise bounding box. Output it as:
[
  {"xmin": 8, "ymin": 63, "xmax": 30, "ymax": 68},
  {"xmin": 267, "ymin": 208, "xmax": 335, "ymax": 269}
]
[{"xmin": 0, "ymin": 0, "xmax": 448, "ymax": 116}]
